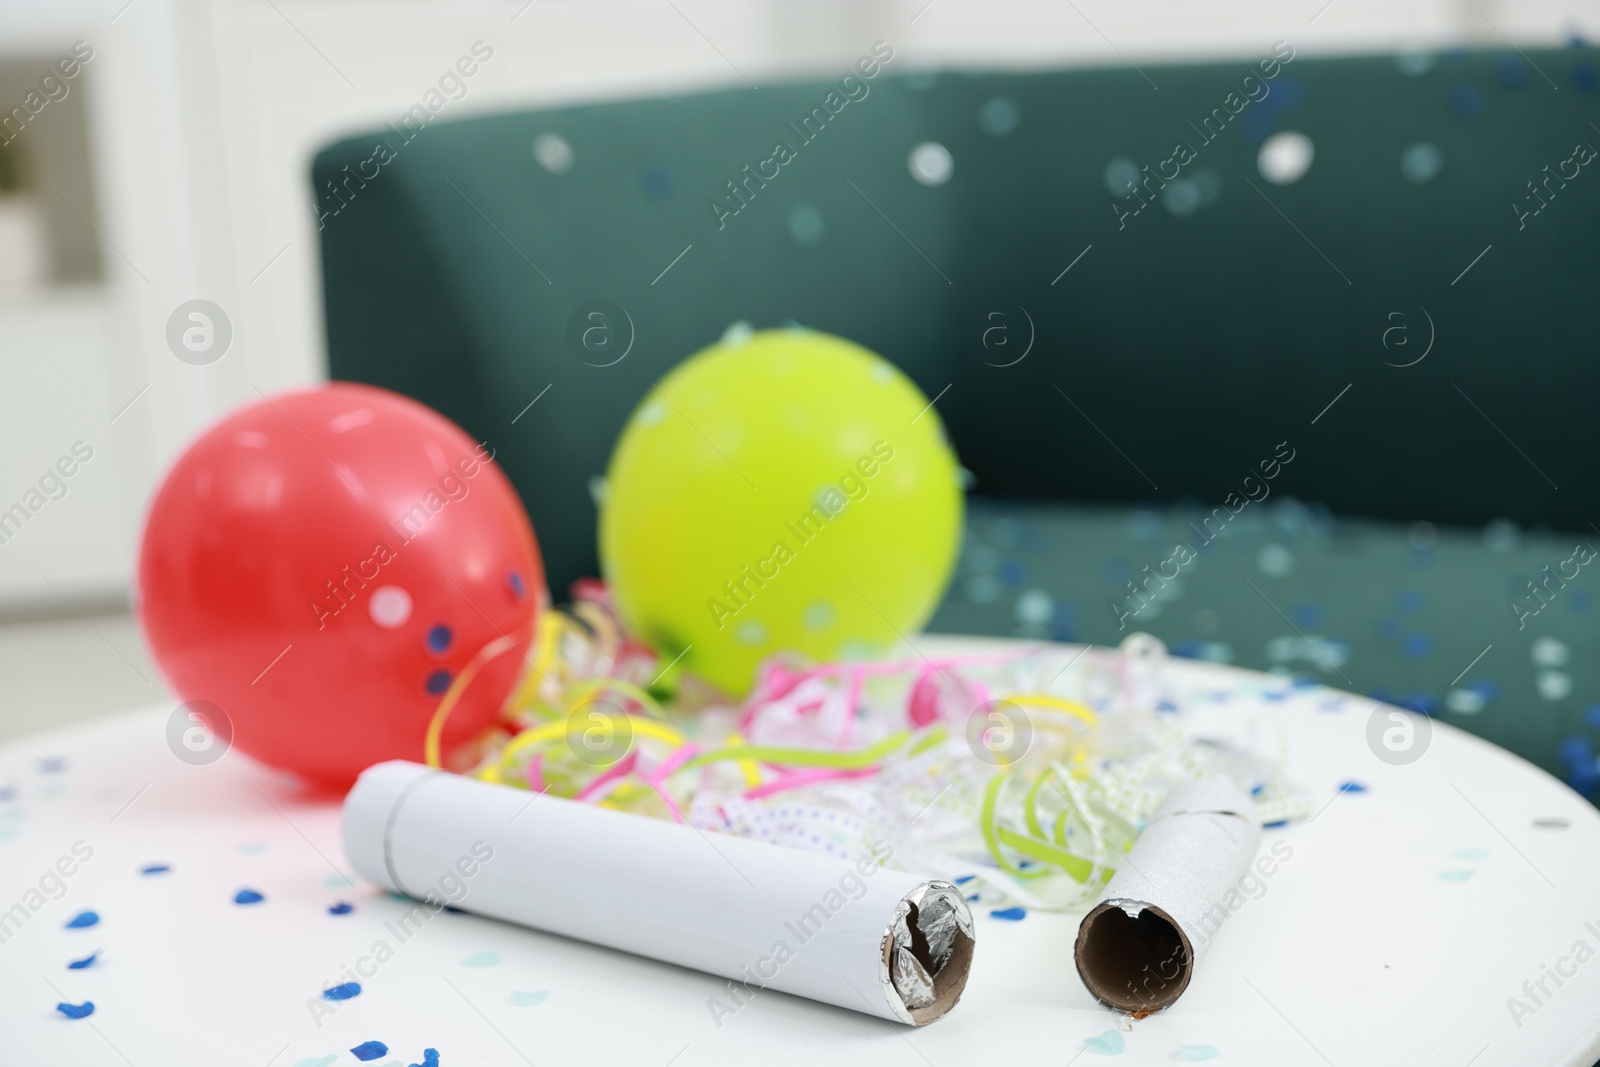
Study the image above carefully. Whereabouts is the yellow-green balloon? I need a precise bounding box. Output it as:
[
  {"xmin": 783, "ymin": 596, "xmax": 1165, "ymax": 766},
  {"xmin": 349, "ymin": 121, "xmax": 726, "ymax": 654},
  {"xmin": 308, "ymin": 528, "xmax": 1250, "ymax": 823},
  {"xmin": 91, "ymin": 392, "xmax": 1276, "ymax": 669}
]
[{"xmin": 599, "ymin": 328, "xmax": 964, "ymax": 695}]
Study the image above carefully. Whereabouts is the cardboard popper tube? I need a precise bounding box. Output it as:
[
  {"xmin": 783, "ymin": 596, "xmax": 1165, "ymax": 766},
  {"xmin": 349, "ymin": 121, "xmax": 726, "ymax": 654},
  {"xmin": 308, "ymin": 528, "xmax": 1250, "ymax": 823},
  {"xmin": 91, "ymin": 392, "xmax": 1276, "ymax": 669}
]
[
  {"xmin": 343, "ymin": 761, "xmax": 975, "ymax": 1025},
  {"xmin": 1073, "ymin": 777, "xmax": 1260, "ymax": 1015}
]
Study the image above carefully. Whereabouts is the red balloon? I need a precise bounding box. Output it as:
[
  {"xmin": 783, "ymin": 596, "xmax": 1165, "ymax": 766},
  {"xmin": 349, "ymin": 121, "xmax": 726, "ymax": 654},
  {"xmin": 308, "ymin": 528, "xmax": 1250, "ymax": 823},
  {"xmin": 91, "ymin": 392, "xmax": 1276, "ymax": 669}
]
[{"xmin": 138, "ymin": 383, "xmax": 543, "ymax": 788}]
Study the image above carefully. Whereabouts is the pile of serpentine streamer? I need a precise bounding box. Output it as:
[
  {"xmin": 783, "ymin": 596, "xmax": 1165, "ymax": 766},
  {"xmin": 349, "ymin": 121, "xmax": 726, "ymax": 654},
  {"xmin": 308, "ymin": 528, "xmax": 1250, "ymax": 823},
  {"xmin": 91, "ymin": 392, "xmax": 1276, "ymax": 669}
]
[{"xmin": 423, "ymin": 585, "xmax": 1311, "ymax": 912}]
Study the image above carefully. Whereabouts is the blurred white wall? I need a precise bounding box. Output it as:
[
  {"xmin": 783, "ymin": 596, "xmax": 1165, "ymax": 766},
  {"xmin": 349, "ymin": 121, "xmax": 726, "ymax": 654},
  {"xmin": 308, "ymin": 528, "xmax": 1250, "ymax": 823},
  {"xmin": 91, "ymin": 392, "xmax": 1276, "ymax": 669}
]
[{"xmin": 0, "ymin": 0, "xmax": 1590, "ymax": 613}]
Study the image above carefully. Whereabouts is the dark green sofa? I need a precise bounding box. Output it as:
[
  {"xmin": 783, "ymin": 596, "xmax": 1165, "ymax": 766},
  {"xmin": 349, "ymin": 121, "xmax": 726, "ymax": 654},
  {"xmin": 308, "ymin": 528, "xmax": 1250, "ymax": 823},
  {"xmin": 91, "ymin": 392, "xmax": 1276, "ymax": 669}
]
[{"xmin": 313, "ymin": 43, "xmax": 1600, "ymax": 799}]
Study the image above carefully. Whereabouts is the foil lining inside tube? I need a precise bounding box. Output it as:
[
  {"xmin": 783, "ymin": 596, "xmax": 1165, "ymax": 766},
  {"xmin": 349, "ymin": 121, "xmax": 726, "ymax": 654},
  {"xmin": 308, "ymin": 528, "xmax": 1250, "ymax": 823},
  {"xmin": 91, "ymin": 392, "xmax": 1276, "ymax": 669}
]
[{"xmin": 879, "ymin": 880, "xmax": 976, "ymax": 1026}]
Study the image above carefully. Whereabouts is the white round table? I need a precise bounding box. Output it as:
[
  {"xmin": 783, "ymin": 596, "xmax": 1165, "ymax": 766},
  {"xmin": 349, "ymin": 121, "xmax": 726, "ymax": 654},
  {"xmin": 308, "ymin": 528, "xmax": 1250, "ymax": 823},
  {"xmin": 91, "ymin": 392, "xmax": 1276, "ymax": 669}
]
[{"xmin": 2, "ymin": 638, "xmax": 1598, "ymax": 1067}]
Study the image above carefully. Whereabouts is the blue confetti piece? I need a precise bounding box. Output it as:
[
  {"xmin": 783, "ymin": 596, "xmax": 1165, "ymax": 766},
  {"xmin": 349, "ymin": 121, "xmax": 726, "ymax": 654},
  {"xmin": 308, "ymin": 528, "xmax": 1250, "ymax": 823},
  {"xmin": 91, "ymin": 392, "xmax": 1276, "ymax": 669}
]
[
  {"xmin": 1376, "ymin": 617, "xmax": 1402, "ymax": 640},
  {"xmin": 1401, "ymin": 633, "xmax": 1433, "ymax": 659},
  {"xmin": 1084, "ymin": 1030, "xmax": 1125, "ymax": 1055},
  {"xmin": 350, "ymin": 1041, "xmax": 388, "ymax": 1062},
  {"xmin": 965, "ymin": 893, "xmax": 980, "ymax": 903},
  {"xmin": 998, "ymin": 559, "xmax": 1028, "ymax": 588},
  {"xmin": 1290, "ymin": 602, "xmax": 1325, "ymax": 628},
  {"xmin": 1262, "ymin": 819, "xmax": 1289, "ymax": 829},
  {"xmin": 1558, "ymin": 735, "xmax": 1593, "ymax": 766},
  {"xmin": 508, "ymin": 991, "xmax": 548, "ymax": 1007},
  {"xmin": 1450, "ymin": 82, "xmax": 1483, "ymax": 117},
  {"xmin": 322, "ymin": 982, "xmax": 362, "ymax": 1001},
  {"xmin": 67, "ymin": 951, "xmax": 98, "ymax": 970},
  {"xmin": 989, "ymin": 906, "xmax": 1027, "ymax": 921},
  {"xmin": 1249, "ymin": 783, "xmax": 1265, "ymax": 797},
  {"xmin": 1396, "ymin": 693, "xmax": 1439, "ymax": 717},
  {"xmin": 1439, "ymin": 869, "xmax": 1475, "ymax": 883},
  {"xmin": 462, "ymin": 951, "xmax": 502, "ymax": 967},
  {"xmin": 426, "ymin": 625, "xmax": 453, "ymax": 654},
  {"xmin": 1238, "ymin": 106, "xmax": 1275, "ymax": 145},
  {"xmin": 64, "ymin": 910, "xmax": 98, "ymax": 929},
  {"xmin": 1395, "ymin": 590, "xmax": 1423, "ymax": 614},
  {"xmin": 1468, "ymin": 679, "xmax": 1501, "ymax": 701},
  {"xmin": 642, "ymin": 165, "xmax": 674, "ymax": 198},
  {"xmin": 424, "ymin": 670, "xmax": 453, "ymax": 695},
  {"xmin": 953, "ymin": 875, "xmax": 976, "ymax": 885},
  {"xmin": 1175, "ymin": 1047, "xmax": 1220, "ymax": 1061},
  {"xmin": 234, "ymin": 889, "xmax": 264, "ymax": 905},
  {"xmin": 408, "ymin": 1050, "xmax": 440, "ymax": 1067},
  {"xmin": 508, "ymin": 571, "xmax": 526, "ymax": 598},
  {"xmin": 38, "ymin": 757, "xmax": 66, "ymax": 774},
  {"xmin": 1452, "ymin": 847, "xmax": 1489, "ymax": 861},
  {"xmin": 1269, "ymin": 77, "xmax": 1306, "ymax": 111},
  {"xmin": 1585, "ymin": 705, "xmax": 1600, "ymax": 730},
  {"xmin": 0, "ymin": 786, "xmax": 14, "ymax": 802},
  {"xmin": 293, "ymin": 1058, "xmax": 337, "ymax": 1067},
  {"xmin": 139, "ymin": 864, "xmax": 170, "ymax": 876},
  {"xmin": 1337, "ymin": 780, "xmax": 1369, "ymax": 794},
  {"xmin": 1568, "ymin": 589, "xmax": 1592, "ymax": 614},
  {"xmin": 55, "ymin": 1000, "xmax": 94, "ymax": 1020},
  {"xmin": 328, "ymin": 901, "xmax": 354, "ymax": 915},
  {"xmin": 1495, "ymin": 56, "xmax": 1529, "ymax": 88}
]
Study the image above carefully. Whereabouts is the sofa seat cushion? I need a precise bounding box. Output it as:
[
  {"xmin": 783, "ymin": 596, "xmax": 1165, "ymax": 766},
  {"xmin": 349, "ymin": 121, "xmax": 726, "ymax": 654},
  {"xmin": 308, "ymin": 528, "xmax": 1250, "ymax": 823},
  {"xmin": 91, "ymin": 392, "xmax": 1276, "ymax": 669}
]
[{"xmin": 928, "ymin": 498, "xmax": 1598, "ymax": 798}]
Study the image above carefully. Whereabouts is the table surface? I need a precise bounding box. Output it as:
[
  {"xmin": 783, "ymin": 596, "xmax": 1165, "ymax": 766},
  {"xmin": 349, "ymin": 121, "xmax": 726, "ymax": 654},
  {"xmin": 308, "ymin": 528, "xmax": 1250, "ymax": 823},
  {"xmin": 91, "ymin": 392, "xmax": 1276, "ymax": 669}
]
[{"xmin": 2, "ymin": 636, "xmax": 1598, "ymax": 1067}]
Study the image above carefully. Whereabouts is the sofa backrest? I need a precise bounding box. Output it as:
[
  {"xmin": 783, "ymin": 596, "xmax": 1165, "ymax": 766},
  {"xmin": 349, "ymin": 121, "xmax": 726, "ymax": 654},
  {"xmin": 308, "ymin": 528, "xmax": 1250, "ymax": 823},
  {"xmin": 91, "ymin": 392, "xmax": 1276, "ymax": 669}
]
[{"xmin": 315, "ymin": 44, "xmax": 1600, "ymax": 593}]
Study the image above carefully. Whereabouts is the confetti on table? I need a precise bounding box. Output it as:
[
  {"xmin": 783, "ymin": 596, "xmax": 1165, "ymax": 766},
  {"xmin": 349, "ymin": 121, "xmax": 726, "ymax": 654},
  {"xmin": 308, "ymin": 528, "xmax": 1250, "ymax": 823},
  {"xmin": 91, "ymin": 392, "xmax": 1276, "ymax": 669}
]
[
  {"xmin": 408, "ymin": 1051, "xmax": 440, "ymax": 1067},
  {"xmin": 1083, "ymin": 1030, "xmax": 1125, "ymax": 1054},
  {"xmin": 1452, "ymin": 847, "xmax": 1489, "ymax": 861},
  {"xmin": 293, "ymin": 1057, "xmax": 337, "ymax": 1067},
  {"xmin": 64, "ymin": 910, "xmax": 99, "ymax": 929},
  {"xmin": 38, "ymin": 757, "xmax": 66, "ymax": 774},
  {"xmin": 461, "ymin": 951, "xmax": 501, "ymax": 967},
  {"xmin": 140, "ymin": 864, "xmax": 171, "ymax": 876},
  {"xmin": 67, "ymin": 951, "xmax": 98, "ymax": 970},
  {"xmin": 322, "ymin": 982, "xmax": 362, "ymax": 1001},
  {"xmin": 988, "ymin": 907, "xmax": 1027, "ymax": 921},
  {"xmin": 1175, "ymin": 1046, "xmax": 1220, "ymax": 1061},
  {"xmin": 1337, "ymin": 780, "xmax": 1369, "ymax": 794},
  {"xmin": 508, "ymin": 991, "xmax": 547, "ymax": 1007},
  {"xmin": 1438, "ymin": 869, "xmax": 1475, "ymax": 883},
  {"xmin": 350, "ymin": 1041, "xmax": 388, "ymax": 1061},
  {"xmin": 328, "ymin": 901, "xmax": 354, "ymax": 915},
  {"xmin": 55, "ymin": 1001, "xmax": 95, "ymax": 1020},
  {"xmin": 234, "ymin": 889, "xmax": 265, "ymax": 905}
]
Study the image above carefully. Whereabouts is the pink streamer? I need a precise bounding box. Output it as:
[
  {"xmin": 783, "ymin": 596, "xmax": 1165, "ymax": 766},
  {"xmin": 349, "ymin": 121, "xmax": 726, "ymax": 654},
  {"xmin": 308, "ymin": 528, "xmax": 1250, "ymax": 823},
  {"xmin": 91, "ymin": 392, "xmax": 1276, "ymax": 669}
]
[
  {"xmin": 743, "ymin": 765, "xmax": 877, "ymax": 800},
  {"xmin": 575, "ymin": 750, "xmax": 638, "ymax": 802}
]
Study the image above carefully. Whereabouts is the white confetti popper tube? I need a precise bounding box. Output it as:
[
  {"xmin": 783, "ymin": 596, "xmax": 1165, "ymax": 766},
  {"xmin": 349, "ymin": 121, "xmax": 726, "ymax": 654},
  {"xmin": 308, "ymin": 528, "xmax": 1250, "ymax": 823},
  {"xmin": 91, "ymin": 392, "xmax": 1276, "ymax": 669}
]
[
  {"xmin": 343, "ymin": 761, "xmax": 974, "ymax": 1025},
  {"xmin": 1073, "ymin": 776, "xmax": 1260, "ymax": 1014}
]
